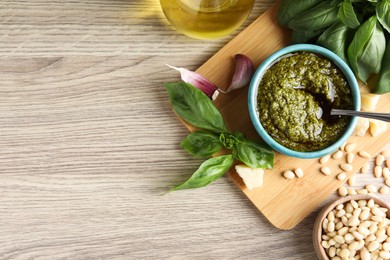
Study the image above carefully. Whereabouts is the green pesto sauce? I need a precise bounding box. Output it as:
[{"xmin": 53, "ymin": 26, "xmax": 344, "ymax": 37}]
[{"xmin": 257, "ymin": 52, "xmax": 354, "ymax": 152}]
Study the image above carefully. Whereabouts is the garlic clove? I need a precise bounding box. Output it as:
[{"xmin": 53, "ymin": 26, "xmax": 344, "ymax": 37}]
[
  {"xmin": 166, "ymin": 64, "xmax": 218, "ymax": 99},
  {"xmin": 225, "ymin": 54, "xmax": 254, "ymax": 93},
  {"xmin": 166, "ymin": 54, "xmax": 253, "ymax": 99}
]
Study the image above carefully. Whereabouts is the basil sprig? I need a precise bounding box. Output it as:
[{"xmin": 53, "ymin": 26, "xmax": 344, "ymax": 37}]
[
  {"xmin": 165, "ymin": 82, "xmax": 274, "ymax": 191},
  {"xmin": 277, "ymin": 0, "xmax": 390, "ymax": 94}
]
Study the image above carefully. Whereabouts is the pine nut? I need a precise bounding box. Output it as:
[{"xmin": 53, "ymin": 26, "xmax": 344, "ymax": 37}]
[
  {"xmin": 361, "ymin": 247, "xmax": 370, "ymax": 260},
  {"xmin": 336, "ymin": 204, "xmax": 344, "ymax": 210},
  {"xmin": 365, "ymin": 184, "xmax": 378, "ymax": 193},
  {"xmin": 322, "ymin": 218, "xmax": 329, "ymax": 230},
  {"xmin": 358, "ymin": 200, "xmax": 367, "ymax": 207},
  {"xmin": 321, "ymin": 240, "xmax": 330, "ymax": 249},
  {"xmin": 376, "ymin": 154, "xmax": 385, "ymax": 166},
  {"xmin": 294, "ymin": 168, "xmax": 304, "ymax": 178},
  {"xmin": 367, "ymin": 199, "xmax": 375, "ymax": 208},
  {"xmin": 283, "ymin": 170, "xmax": 295, "ymax": 179},
  {"xmin": 345, "ymin": 203, "xmax": 353, "ymax": 213},
  {"xmin": 344, "ymin": 233, "xmax": 354, "ymax": 242},
  {"xmin": 328, "ymin": 247, "xmax": 336, "ymax": 257},
  {"xmin": 320, "ymin": 154, "xmax": 330, "ymax": 164},
  {"xmin": 335, "ymin": 221, "xmax": 343, "ymax": 231},
  {"xmin": 368, "ymin": 241, "xmax": 380, "ymax": 252},
  {"xmin": 386, "ymin": 159, "xmax": 390, "ymax": 168},
  {"xmin": 336, "ymin": 209, "xmax": 346, "ymax": 218},
  {"xmin": 352, "ymin": 231, "xmax": 364, "ymax": 240},
  {"xmin": 361, "ymin": 162, "xmax": 370, "ymax": 174},
  {"xmin": 353, "ymin": 208, "xmax": 362, "ymax": 217},
  {"xmin": 348, "ymin": 215, "xmax": 360, "ymax": 226},
  {"xmin": 359, "ymin": 151, "xmax": 371, "ymax": 159},
  {"xmin": 383, "ymin": 242, "xmax": 390, "ymax": 251},
  {"xmin": 348, "ymin": 189, "xmax": 357, "ymax": 195},
  {"xmin": 339, "ymin": 248, "xmax": 350, "ymax": 258},
  {"xmin": 337, "ymin": 172, "xmax": 346, "ymax": 181},
  {"xmin": 372, "ymin": 207, "xmax": 386, "ymax": 218},
  {"xmin": 360, "ymin": 208, "xmax": 370, "ymax": 220},
  {"xmin": 358, "ymin": 226, "xmax": 370, "ymax": 236},
  {"xmin": 340, "ymin": 142, "xmax": 347, "ymax": 152},
  {"xmin": 328, "ymin": 211, "xmax": 335, "ymax": 222},
  {"xmin": 348, "ymin": 176, "xmax": 355, "ymax": 186},
  {"xmin": 383, "ymin": 167, "xmax": 390, "ymax": 179},
  {"xmin": 357, "ymin": 189, "xmax": 368, "ymax": 195},
  {"xmin": 332, "ymin": 150, "xmax": 343, "ymax": 159},
  {"xmin": 334, "ymin": 235, "xmax": 345, "ymax": 244},
  {"xmin": 379, "ymin": 186, "xmax": 389, "ymax": 194},
  {"xmin": 338, "ymin": 186, "xmax": 348, "ymax": 197},
  {"xmin": 374, "ymin": 166, "xmax": 383, "ymax": 178},
  {"xmin": 380, "ymin": 251, "xmax": 390, "ymax": 259},
  {"xmin": 376, "ymin": 228, "xmax": 386, "ymax": 238},
  {"xmin": 351, "ymin": 200, "xmax": 358, "ymax": 208},
  {"xmin": 365, "ymin": 234, "xmax": 376, "ymax": 242},
  {"xmin": 348, "ymin": 241, "xmax": 359, "ymax": 251},
  {"xmin": 338, "ymin": 226, "xmax": 348, "ymax": 236},
  {"xmin": 321, "ymin": 167, "xmax": 331, "ymax": 176},
  {"xmin": 385, "ymin": 178, "xmax": 390, "ymax": 187},
  {"xmin": 345, "ymin": 143, "xmax": 357, "ymax": 153},
  {"xmin": 347, "ymin": 153, "xmax": 355, "ymax": 164},
  {"xmin": 340, "ymin": 163, "xmax": 353, "ymax": 172},
  {"xmin": 369, "ymin": 224, "xmax": 378, "ymax": 234},
  {"xmin": 328, "ymin": 221, "xmax": 335, "ymax": 232}
]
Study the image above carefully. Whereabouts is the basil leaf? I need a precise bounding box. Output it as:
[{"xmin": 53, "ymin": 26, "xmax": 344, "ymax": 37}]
[
  {"xmin": 277, "ymin": 0, "xmax": 323, "ymax": 27},
  {"xmin": 180, "ymin": 130, "xmax": 222, "ymax": 158},
  {"xmin": 165, "ymin": 82, "xmax": 228, "ymax": 133},
  {"xmin": 288, "ymin": 2, "xmax": 339, "ymax": 31},
  {"xmin": 348, "ymin": 16, "xmax": 386, "ymax": 82},
  {"xmin": 233, "ymin": 140, "xmax": 274, "ymax": 169},
  {"xmin": 291, "ymin": 29, "xmax": 324, "ymax": 44},
  {"xmin": 317, "ymin": 22, "xmax": 350, "ymax": 62},
  {"xmin": 374, "ymin": 40, "xmax": 390, "ymax": 94},
  {"xmin": 376, "ymin": 0, "xmax": 390, "ymax": 33},
  {"xmin": 338, "ymin": 0, "xmax": 361, "ymax": 29},
  {"xmin": 169, "ymin": 155, "xmax": 234, "ymax": 191}
]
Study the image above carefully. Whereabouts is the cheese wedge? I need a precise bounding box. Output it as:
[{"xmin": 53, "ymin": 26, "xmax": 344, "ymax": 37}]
[
  {"xmin": 235, "ymin": 164, "xmax": 264, "ymax": 190},
  {"xmin": 361, "ymin": 93, "xmax": 380, "ymax": 112},
  {"xmin": 369, "ymin": 119, "xmax": 388, "ymax": 137},
  {"xmin": 354, "ymin": 117, "xmax": 370, "ymax": 137}
]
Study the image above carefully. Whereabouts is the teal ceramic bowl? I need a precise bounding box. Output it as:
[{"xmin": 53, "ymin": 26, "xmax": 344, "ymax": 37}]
[{"xmin": 248, "ymin": 44, "xmax": 360, "ymax": 159}]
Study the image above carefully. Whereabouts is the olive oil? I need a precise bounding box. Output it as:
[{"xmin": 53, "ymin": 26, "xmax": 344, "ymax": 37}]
[{"xmin": 160, "ymin": 0, "xmax": 254, "ymax": 39}]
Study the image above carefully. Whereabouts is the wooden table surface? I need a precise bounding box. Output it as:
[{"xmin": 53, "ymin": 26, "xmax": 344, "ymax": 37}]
[{"xmin": 1, "ymin": 0, "xmax": 389, "ymax": 259}]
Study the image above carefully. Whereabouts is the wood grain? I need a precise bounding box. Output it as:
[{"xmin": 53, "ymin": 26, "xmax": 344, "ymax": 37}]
[
  {"xmin": 0, "ymin": 0, "xmax": 388, "ymax": 259},
  {"xmin": 196, "ymin": 2, "xmax": 390, "ymax": 230}
]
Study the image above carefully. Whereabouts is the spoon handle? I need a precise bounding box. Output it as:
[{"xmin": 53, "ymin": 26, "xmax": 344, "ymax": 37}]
[{"xmin": 331, "ymin": 109, "xmax": 390, "ymax": 122}]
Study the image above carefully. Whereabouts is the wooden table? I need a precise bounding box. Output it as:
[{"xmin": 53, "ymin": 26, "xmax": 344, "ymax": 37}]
[{"xmin": 1, "ymin": 0, "xmax": 389, "ymax": 258}]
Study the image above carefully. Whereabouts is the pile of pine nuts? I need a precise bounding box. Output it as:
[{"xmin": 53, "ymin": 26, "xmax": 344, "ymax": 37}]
[
  {"xmin": 338, "ymin": 149, "xmax": 390, "ymax": 197},
  {"xmin": 321, "ymin": 199, "xmax": 390, "ymax": 260},
  {"xmin": 282, "ymin": 144, "xmax": 390, "ymax": 198}
]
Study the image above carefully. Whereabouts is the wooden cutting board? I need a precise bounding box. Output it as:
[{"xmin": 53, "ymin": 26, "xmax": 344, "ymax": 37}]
[{"xmin": 192, "ymin": 2, "xmax": 390, "ymax": 230}]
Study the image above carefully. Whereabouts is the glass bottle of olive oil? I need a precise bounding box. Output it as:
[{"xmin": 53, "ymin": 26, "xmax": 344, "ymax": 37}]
[{"xmin": 160, "ymin": 0, "xmax": 255, "ymax": 39}]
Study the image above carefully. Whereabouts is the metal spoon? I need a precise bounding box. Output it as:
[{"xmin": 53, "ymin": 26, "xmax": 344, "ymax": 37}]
[{"xmin": 331, "ymin": 109, "xmax": 390, "ymax": 122}]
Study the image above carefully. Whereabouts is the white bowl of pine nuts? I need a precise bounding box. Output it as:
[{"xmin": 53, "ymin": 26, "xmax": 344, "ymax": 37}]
[{"xmin": 313, "ymin": 195, "xmax": 390, "ymax": 260}]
